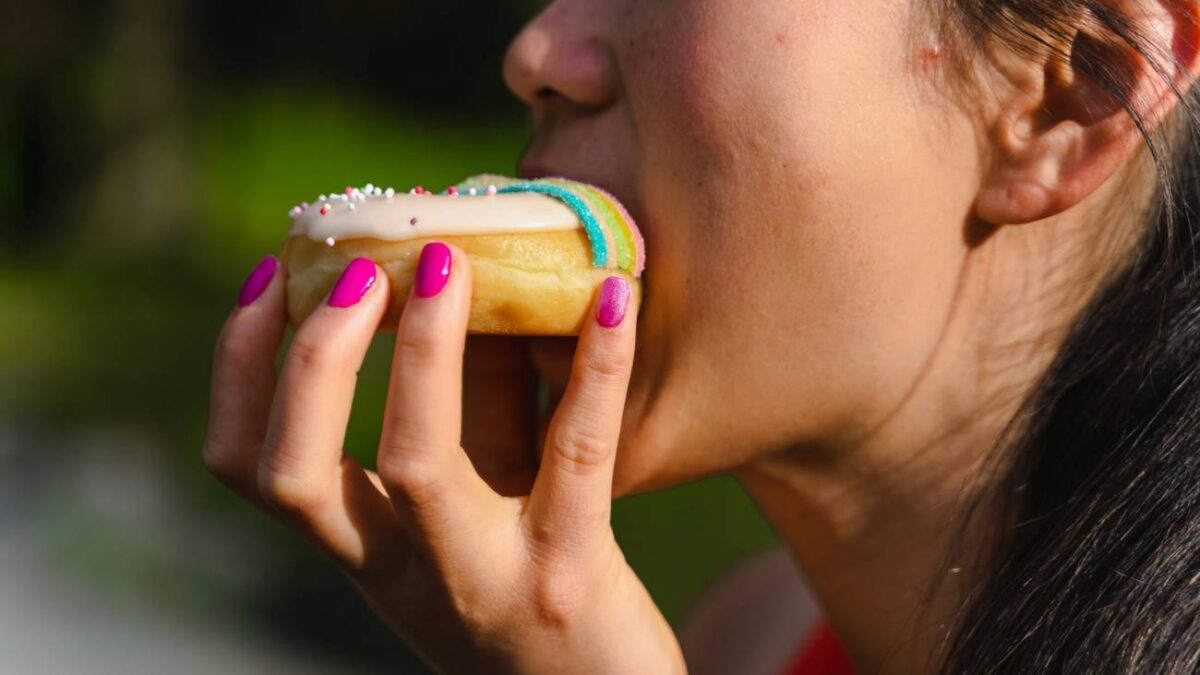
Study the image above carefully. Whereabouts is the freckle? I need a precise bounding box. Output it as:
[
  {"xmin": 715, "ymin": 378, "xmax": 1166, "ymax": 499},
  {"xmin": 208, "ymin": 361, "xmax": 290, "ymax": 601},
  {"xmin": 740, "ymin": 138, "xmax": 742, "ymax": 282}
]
[
  {"xmin": 920, "ymin": 44, "xmax": 942, "ymax": 70},
  {"xmin": 775, "ymin": 33, "xmax": 787, "ymax": 45}
]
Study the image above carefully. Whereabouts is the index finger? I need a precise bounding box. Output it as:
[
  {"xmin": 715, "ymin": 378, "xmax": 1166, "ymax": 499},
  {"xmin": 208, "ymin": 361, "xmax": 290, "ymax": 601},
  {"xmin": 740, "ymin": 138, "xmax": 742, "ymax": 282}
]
[{"xmin": 523, "ymin": 275, "xmax": 637, "ymax": 553}]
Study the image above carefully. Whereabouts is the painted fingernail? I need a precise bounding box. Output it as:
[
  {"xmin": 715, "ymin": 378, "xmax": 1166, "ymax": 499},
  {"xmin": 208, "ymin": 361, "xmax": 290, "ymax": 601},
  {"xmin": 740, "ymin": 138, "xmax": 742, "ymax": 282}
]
[
  {"xmin": 237, "ymin": 255, "xmax": 278, "ymax": 307},
  {"xmin": 596, "ymin": 276, "xmax": 631, "ymax": 328},
  {"xmin": 414, "ymin": 242, "xmax": 452, "ymax": 298},
  {"xmin": 328, "ymin": 257, "xmax": 377, "ymax": 308}
]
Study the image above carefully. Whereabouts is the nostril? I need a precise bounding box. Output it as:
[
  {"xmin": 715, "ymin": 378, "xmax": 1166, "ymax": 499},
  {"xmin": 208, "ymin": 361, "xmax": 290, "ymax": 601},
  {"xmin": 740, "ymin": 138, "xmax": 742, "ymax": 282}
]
[{"xmin": 502, "ymin": 5, "xmax": 619, "ymax": 112}]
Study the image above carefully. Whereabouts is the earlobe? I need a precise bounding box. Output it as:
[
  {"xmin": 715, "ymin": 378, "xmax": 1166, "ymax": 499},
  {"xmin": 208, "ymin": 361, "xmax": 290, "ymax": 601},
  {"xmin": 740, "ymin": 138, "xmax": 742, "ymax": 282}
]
[{"xmin": 974, "ymin": 0, "xmax": 1200, "ymax": 227}]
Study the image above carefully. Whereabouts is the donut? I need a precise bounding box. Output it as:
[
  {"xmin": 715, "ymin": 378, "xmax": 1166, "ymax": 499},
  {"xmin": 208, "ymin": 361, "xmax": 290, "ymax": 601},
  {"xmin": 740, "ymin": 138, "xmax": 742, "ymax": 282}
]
[{"xmin": 280, "ymin": 175, "xmax": 645, "ymax": 335}]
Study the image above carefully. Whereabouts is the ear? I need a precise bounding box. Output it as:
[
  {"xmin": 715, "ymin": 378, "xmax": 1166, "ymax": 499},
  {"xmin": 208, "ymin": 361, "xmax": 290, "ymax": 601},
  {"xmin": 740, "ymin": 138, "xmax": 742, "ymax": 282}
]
[{"xmin": 975, "ymin": 0, "xmax": 1200, "ymax": 225}]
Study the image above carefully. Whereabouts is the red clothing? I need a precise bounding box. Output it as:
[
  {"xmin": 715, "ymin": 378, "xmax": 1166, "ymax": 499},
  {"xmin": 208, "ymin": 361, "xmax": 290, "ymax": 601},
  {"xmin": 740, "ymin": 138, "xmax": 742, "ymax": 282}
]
[{"xmin": 781, "ymin": 622, "xmax": 855, "ymax": 675}]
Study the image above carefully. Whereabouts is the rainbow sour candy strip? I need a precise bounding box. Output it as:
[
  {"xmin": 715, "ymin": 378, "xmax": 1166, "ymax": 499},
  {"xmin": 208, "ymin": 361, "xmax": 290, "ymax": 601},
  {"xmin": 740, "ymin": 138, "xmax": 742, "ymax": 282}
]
[
  {"xmin": 496, "ymin": 182, "xmax": 612, "ymax": 269},
  {"xmin": 579, "ymin": 182, "xmax": 646, "ymax": 277},
  {"xmin": 549, "ymin": 180, "xmax": 637, "ymax": 275},
  {"xmin": 451, "ymin": 175, "xmax": 644, "ymax": 278}
]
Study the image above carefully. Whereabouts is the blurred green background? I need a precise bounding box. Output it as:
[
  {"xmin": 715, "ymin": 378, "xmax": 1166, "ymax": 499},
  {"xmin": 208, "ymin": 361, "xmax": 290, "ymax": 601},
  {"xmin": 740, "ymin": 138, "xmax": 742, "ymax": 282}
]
[{"xmin": 1, "ymin": 1, "xmax": 777, "ymax": 672}]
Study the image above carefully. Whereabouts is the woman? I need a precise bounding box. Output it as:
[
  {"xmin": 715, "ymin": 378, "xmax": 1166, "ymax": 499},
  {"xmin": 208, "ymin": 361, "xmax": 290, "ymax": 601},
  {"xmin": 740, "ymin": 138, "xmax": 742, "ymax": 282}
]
[{"xmin": 202, "ymin": 0, "xmax": 1200, "ymax": 672}]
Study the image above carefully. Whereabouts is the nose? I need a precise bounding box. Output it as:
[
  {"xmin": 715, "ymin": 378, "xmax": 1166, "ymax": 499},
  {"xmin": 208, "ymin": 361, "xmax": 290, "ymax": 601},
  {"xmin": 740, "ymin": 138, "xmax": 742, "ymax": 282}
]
[{"xmin": 503, "ymin": 1, "xmax": 619, "ymax": 111}]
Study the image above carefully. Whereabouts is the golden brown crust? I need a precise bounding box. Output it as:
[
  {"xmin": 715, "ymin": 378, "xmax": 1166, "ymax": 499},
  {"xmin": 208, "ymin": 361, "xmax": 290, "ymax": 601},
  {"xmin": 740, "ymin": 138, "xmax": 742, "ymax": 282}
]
[{"xmin": 281, "ymin": 230, "xmax": 640, "ymax": 335}]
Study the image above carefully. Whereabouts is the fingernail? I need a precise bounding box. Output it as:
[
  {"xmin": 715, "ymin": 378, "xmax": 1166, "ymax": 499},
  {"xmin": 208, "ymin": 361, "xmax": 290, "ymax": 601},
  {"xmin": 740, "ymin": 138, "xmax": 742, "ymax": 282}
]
[
  {"xmin": 596, "ymin": 276, "xmax": 631, "ymax": 328},
  {"xmin": 414, "ymin": 242, "xmax": 452, "ymax": 298},
  {"xmin": 328, "ymin": 257, "xmax": 377, "ymax": 308},
  {"xmin": 237, "ymin": 255, "xmax": 278, "ymax": 307}
]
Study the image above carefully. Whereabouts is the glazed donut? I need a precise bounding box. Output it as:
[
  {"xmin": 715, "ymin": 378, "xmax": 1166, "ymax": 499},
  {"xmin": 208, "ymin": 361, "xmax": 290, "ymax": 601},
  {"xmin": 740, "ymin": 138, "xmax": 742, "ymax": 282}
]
[{"xmin": 280, "ymin": 175, "xmax": 645, "ymax": 335}]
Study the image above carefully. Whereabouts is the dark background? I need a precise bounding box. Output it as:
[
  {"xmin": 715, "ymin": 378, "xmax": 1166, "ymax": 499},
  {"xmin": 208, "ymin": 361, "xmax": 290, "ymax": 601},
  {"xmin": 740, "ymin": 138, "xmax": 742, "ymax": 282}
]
[{"xmin": 1, "ymin": 1, "xmax": 776, "ymax": 672}]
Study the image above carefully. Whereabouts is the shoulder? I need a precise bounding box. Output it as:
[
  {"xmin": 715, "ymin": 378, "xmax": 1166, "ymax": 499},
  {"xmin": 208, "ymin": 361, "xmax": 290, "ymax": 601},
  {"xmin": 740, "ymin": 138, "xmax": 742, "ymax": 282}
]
[{"xmin": 678, "ymin": 547, "xmax": 821, "ymax": 675}]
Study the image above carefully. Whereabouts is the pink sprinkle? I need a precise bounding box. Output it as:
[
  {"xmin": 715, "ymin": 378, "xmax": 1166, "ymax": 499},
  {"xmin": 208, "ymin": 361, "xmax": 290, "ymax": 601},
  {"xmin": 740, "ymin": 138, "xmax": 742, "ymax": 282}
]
[
  {"xmin": 414, "ymin": 185, "xmax": 425, "ymax": 195},
  {"xmin": 486, "ymin": 185, "xmax": 498, "ymax": 195},
  {"xmin": 320, "ymin": 205, "xmax": 331, "ymax": 216},
  {"xmin": 289, "ymin": 206, "xmax": 302, "ymax": 217},
  {"xmin": 325, "ymin": 237, "xmax": 336, "ymax": 247},
  {"xmin": 300, "ymin": 202, "xmax": 309, "ymax": 209},
  {"xmin": 447, "ymin": 186, "xmax": 459, "ymax": 196},
  {"xmin": 410, "ymin": 217, "xmax": 418, "ymax": 226},
  {"xmin": 344, "ymin": 186, "xmax": 354, "ymax": 196}
]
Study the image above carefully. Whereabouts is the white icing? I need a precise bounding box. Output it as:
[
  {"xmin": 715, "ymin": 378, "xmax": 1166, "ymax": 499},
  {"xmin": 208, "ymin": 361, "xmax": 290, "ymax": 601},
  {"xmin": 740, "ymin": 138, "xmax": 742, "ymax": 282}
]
[{"xmin": 289, "ymin": 191, "xmax": 580, "ymax": 243}]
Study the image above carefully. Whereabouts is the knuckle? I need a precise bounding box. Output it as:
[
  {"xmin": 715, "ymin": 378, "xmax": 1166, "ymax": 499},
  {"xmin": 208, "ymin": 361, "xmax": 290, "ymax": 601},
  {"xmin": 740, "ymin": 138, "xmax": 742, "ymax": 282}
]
[
  {"xmin": 376, "ymin": 453, "xmax": 444, "ymax": 510},
  {"xmin": 447, "ymin": 587, "xmax": 501, "ymax": 637},
  {"xmin": 201, "ymin": 438, "xmax": 245, "ymax": 484},
  {"xmin": 284, "ymin": 333, "xmax": 341, "ymax": 375},
  {"xmin": 213, "ymin": 330, "xmax": 260, "ymax": 373},
  {"xmin": 394, "ymin": 326, "xmax": 442, "ymax": 370},
  {"xmin": 577, "ymin": 348, "xmax": 630, "ymax": 385},
  {"xmin": 256, "ymin": 468, "xmax": 327, "ymax": 517},
  {"xmin": 549, "ymin": 426, "xmax": 613, "ymax": 474},
  {"xmin": 528, "ymin": 571, "xmax": 585, "ymax": 630}
]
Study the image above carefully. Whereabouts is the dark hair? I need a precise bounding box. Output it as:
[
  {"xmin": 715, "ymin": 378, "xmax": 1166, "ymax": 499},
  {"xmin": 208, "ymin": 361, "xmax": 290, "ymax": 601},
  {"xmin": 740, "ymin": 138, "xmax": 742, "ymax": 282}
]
[{"xmin": 932, "ymin": 2, "xmax": 1200, "ymax": 672}]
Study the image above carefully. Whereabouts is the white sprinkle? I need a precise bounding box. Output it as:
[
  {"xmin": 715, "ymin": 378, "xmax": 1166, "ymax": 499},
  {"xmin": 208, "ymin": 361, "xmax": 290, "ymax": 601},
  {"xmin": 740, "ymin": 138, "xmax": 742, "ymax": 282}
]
[
  {"xmin": 468, "ymin": 187, "xmax": 478, "ymax": 196},
  {"xmin": 325, "ymin": 237, "xmax": 336, "ymax": 247},
  {"xmin": 373, "ymin": 187, "xmax": 382, "ymax": 196},
  {"xmin": 318, "ymin": 194, "xmax": 327, "ymax": 202},
  {"xmin": 409, "ymin": 188, "xmax": 417, "ymax": 195},
  {"xmin": 365, "ymin": 183, "xmax": 375, "ymax": 193},
  {"xmin": 347, "ymin": 203, "xmax": 356, "ymax": 211},
  {"xmin": 384, "ymin": 188, "xmax": 395, "ymax": 198}
]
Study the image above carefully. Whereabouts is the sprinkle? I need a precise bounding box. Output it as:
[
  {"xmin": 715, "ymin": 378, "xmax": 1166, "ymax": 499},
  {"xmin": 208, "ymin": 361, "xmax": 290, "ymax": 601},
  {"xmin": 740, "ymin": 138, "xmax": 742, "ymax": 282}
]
[
  {"xmin": 325, "ymin": 237, "xmax": 336, "ymax": 247},
  {"xmin": 347, "ymin": 202, "xmax": 356, "ymax": 211},
  {"xmin": 384, "ymin": 188, "xmax": 395, "ymax": 198},
  {"xmin": 410, "ymin": 217, "xmax": 419, "ymax": 226},
  {"xmin": 318, "ymin": 194, "xmax": 327, "ymax": 202},
  {"xmin": 289, "ymin": 206, "xmax": 302, "ymax": 217},
  {"xmin": 300, "ymin": 202, "xmax": 310, "ymax": 209},
  {"xmin": 486, "ymin": 185, "xmax": 498, "ymax": 195},
  {"xmin": 468, "ymin": 187, "xmax": 478, "ymax": 196},
  {"xmin": 344, "ymin": 186, "xmax": 354, "ymax": 196},
  {"xmin": 373, "ymin": 187, "xmax": 382, "ymax": 196},
  {"xmin": 320, "ymin": 205, "xmax": 331, "ymax": 216},
  {"xmin": 365, "ymin": 183, "xmax": 375, "ymax": 193},
  {"xmin": 414, "ymin": 185, "xmax": 425, "ymax": 195},
  {"xmin": 447, "ymin": 186, "xmax": 459, "ymax": 197}
]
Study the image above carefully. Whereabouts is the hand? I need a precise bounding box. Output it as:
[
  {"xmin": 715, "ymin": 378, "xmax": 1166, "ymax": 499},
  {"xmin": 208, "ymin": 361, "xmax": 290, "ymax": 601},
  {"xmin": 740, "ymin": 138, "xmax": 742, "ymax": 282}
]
[{"xmin": 202, "ymin": 248, "xmax": 685, "ymax": 674}]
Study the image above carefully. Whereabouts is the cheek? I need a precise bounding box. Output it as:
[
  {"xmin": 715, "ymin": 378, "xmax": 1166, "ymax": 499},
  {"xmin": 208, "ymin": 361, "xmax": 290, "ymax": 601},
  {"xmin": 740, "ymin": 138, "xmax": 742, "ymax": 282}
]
[{"xmin": 620, "ymin": 0, "xmax": 981, "ymax": 467}]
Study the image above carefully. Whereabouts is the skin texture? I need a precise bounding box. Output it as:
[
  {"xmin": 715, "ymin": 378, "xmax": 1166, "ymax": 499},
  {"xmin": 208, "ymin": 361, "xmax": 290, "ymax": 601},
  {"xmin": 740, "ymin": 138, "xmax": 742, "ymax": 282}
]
[{"xmin": 205, "ymin": 0, "xmax": 1200, "ymax": 672}]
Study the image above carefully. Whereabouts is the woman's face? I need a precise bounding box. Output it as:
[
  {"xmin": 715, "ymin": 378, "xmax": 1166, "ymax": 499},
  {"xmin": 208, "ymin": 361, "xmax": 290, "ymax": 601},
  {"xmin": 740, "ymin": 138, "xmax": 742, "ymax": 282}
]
[{"xmin": 505, "ymin": 0, "xmax": 984, "ymax": 494}]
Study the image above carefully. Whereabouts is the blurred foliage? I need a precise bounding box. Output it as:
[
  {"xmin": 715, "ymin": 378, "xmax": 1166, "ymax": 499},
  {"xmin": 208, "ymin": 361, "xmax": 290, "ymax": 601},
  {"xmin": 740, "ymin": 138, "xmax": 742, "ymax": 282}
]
[{"xmin": 1, "ymin": 0, "xmax": 776, "ymax": 671}]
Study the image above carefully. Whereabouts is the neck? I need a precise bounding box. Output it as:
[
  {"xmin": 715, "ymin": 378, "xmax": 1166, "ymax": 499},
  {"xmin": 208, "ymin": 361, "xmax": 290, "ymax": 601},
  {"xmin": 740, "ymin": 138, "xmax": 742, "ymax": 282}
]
[
  {"xmin": 734, "ymin": 415, "xmax": 999, "ymax": 673},
  {"xmin": 734, "ymin": 203, "xmax": 1135, "ymax": 673}
]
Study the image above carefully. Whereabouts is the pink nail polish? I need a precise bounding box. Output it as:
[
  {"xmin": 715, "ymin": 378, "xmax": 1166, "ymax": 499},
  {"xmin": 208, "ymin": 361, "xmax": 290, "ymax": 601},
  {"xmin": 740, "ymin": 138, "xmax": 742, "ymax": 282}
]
[
  {"xmin": 596, "ymin": 276, "xmax": 631, "ymax": 328},
  {"xmin": 328, "ymin": 258, "xmax": 377, "ymax": 308},
  {"xmin": 414, "ymin": 242, "xmax": 452, "ymax": 298},
  {"xmin": 238, "ymin": 255, "xmax": 278, "ymax": 307}
]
